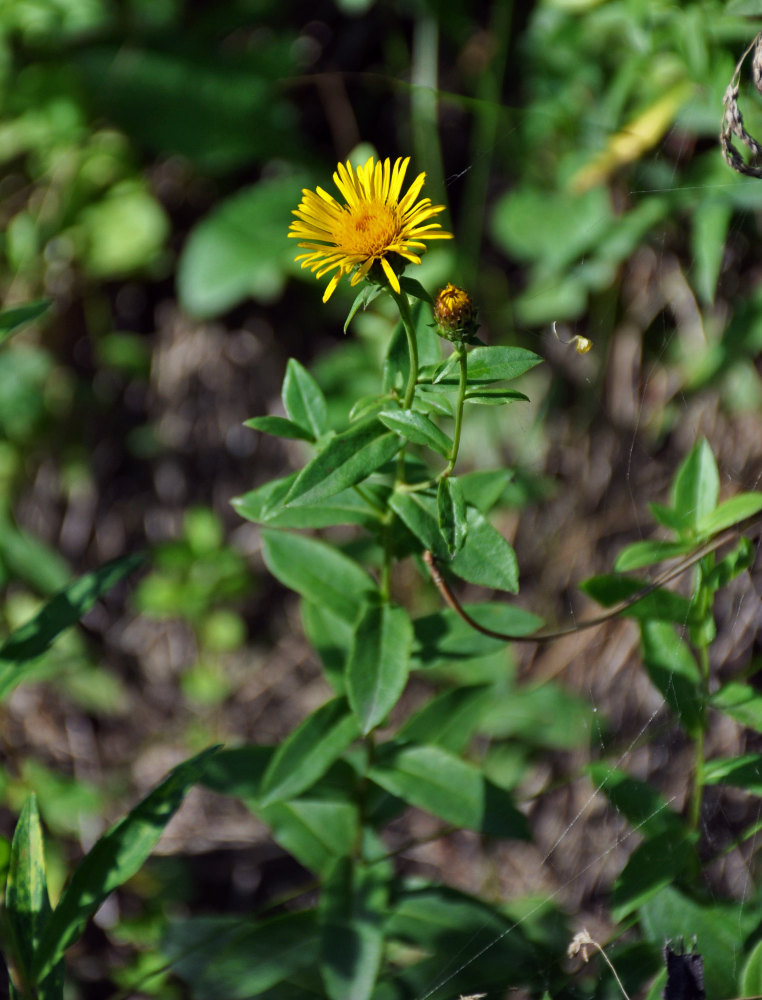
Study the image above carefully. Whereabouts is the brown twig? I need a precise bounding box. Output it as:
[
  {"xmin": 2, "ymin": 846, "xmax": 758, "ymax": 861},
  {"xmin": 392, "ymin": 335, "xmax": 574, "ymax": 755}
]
[{"xmin": 424, "ymin": 514, "xmax": 762, "ymax": 644}]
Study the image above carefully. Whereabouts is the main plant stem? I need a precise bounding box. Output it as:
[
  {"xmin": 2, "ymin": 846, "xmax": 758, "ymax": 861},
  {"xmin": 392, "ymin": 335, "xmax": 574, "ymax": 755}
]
[{"xmin": 444, "ymin": 348, "xmax": 467, "ymax": 476}]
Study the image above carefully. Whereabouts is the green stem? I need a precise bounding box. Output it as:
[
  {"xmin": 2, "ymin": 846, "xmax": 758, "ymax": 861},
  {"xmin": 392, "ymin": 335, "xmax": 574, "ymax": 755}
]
[
  {"xmin": 392, "ymin": 288, "xmax": 419, "ymax": 409},
  {"xmin": 444, "ymin": 348, "xmax": 467, "ymax": 476},
  {"xmin": 688, "ymin": 622, "xmax": 711, "ymax": 832}
]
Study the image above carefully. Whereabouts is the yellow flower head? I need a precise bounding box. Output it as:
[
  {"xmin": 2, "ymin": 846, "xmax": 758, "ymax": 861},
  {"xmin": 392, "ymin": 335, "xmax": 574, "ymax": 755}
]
[{"xmin": 289, "ymin": 156, "xmax": 452, "ymax": 303}]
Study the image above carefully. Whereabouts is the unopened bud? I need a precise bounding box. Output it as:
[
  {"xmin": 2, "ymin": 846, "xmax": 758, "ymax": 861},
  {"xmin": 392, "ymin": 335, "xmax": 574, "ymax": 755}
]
[{"xmin": 433, "ymin": 283, "xmax": 479, "ymax": 343}]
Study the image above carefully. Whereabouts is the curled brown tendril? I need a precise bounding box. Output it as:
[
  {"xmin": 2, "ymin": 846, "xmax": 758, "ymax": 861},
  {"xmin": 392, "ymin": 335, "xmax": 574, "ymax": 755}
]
[{"xmin": 424, "ymin": 514, "xmax": 762, "ymax": 644}]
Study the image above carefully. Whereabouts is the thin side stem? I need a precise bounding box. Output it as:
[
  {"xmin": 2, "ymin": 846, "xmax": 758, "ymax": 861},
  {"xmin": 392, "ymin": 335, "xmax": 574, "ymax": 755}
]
[{"xmin": 444, "ymin": 348, "xmax": 467, "ymax": 476}]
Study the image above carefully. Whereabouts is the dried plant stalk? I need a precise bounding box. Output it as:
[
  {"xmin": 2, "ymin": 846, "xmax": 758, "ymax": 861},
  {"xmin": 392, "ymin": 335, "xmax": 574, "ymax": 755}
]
[{"xmin": 721, "ymin": 31, "xmax": 762, "ymax": 177}]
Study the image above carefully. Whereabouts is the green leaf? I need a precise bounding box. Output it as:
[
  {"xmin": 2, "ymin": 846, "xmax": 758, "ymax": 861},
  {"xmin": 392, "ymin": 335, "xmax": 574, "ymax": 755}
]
[
  {"xmin": 383, "ymin": 301, "xmax": 442, "ymax": 393},
  {"xmin": 696, "ymin": 492, "xmax": 762, "ymax": 536},
  {"xmin": 284, "ymin": 420, "xmax": 402, "ymax": 507},
  {"xmin": 301, "ymin": 600, "xmax": 353, "ymax": 693},
  {"xmin": 458, "ymin": 469, "xmax": 513, "ymax": 512},
  {"xmin": 0, "ymin": 554, "xmax": 143, "ymax": 701},
  {"xmin": 234, "ymin": 478, "xmax": 380, "ymax": 530},
  {"xmin": 6, "ymin": 796, "xmax": 63, "ymax": 998},
  {"xmin": 397, "ymin": 685, "xmax": 493, "ymax": 753},
  {"xmin": 346, "ymin": 604, "xmax": 413, "ymax": 735},
  {"xmin": 319, "ymin": 858, "xmax": 387, "ymax": 1000},
  {"xmin": 201, "ymin": 746, "xmax": 274, "ymax": 799},
  {"xmin": 464, "ymin": 388, "xmax": 529, "ymax": 405},
  {"xmin": 639, "ymin": 886, "xmax": 754, "ymax": 1000},
  {"xmin": 480, "ymin": 681, "xmax": 594, "ymax": 750},
  {"xmin": 398, "ymin": 276, "xmax": 434, "ymax": 304},
  {"xmin": 345, "ymin": 285, "xmax": 383, "ymax": 332},
  {"xmin": 0, "ymin": 301, "xmax": 51, "ymax": 347},
  {"xmin": 261, "ymin": 530, "xmax": 377, "ymax": 623},
  {"xmin": 741, "ymin": 938, "xmax": 762, "ymax": 996},
  {"xmin": 579, "ymin": 574, "xmax": 694, "ymax": 623},
  {"xmin": 244, "ymin": 415, "xmax": 315, "ymax": 442},
  {"xmin": 649, "ymin": 502, "xmax": 685, "ymax": 532},
  {"xmin": 412, "ymin": 604, "xmax": 543, "ymax": 667},
  {"xmin": 449, "ymin": 507, "xmax": 519, "ymax": 593},
  {"xmin": 259, "ymin": 698, "xmax": 359, "ymax": 806},
  {"xmin": 691, "ymin": 199, "xmax": 731, "ymax": 305},
  {"xmin": 33, "ymin": 746, "xmax": 220, "ymax": 982},
  {"xmin": 283, "ymin": 359, "xmax": 328, "ymax": 439},
  {"xmin": 587, "ymin": 765, "xmax": 685, "ymax": 838},
  {"xmin": 703, "ymin": 754, "xmax": 762, "ymax": 795},
  {"xmin": 368, "ymin": 742, "xmax": 529, "ymax": 837},
  {"xmin": 612, "ymin": 831, "xmax": 699, "ymax": 922},
  {"xmin": 260, "ymin": 799, "xmax": 359, "ymax": 877},
  {"xmin": 463, "ymin": 346, "xmax": 542, "ymax": 384},
  {"xmin": 377, "ymin": 409, "xmax": 453, "ymax": 458},
  {"xmin": 671, "ymin": 439, "xmax": 719, "ymax": 533},
  {"xmin": 726, "ymin": 0, "xmax": 762, "ymax": 11},
  {"xmin": 640, "ymin": 621, "xmax": 703, "ymax": 734},
  {"xmin": 614, "ymin": 540, "xmax": 692, "ymax": 572},
  {"xmin": 389, "ymin": 490, "xmax": 447, "ymax": 557},
  {"xmin": 710, "ymin": 682, "xmax": 762, "ymax": 733},
  {"xmin": 437, "ymin": 477, "xmax": 467, "ymax": 556},
  {"xmin": 163, "ymin": 911, "xmax": 319, "ymax": 999}
]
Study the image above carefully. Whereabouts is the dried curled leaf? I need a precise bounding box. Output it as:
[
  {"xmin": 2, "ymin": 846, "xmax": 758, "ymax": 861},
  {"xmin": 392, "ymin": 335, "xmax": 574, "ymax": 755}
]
[{"xmin": 721, "ymin": 32, "xmax": 762, "ymax": 177}]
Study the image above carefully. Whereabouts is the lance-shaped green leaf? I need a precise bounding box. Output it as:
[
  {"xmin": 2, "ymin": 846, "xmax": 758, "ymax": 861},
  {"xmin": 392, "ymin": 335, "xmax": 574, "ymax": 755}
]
[
  {"xmin": 437, "ymin": 477, "xmax": 467, "ymax": 556},
  {"xmin": 0, "ymin": 553, "xmax": 143, "ymax": 701},
  {"xmin": 697, "ymin": 492, "xmax": 762, "ymax": 536},
  {"xmin": 368, "ymin": 742, "xmax": 529, "ymax": 838},
  {"xmin": 614, "ymin": 539, "xmax": 692, "ymax": 572},
  {"xmin": 389, "ymin": 490, "xmax": 448, "ymax": 558},
  {"xmin": 282, "ymin": 358, "xmax": 328, "ymax": 438},
  {"xmin": 6, "ymin": 796, "xmax": 63, "ymax": 999},
  {"xmin": 671, "ymin": 438, "xmax": 719, "ymax": 533},
  {"xmin": 711, "ymin": 682, "xmax": 762, "ymax": 733},
  {"xmin": 612, "ymin": 830, "xmax": 699, "ymax": 923},
  {"xmin": 284, "ymin": 419, "xmax": 402, "ymax": 507},
  {"xmin": 398, "ymin": 685, "xmax": 493, "ymax": 753},
  {"xmin": 378, "ymin": 409, "xmax": 453, "ymax": 458},
  {"xmin": 433, "ymin": 346, "xmax": 541, "ymax": 385},
  {"xmin": 346, "ymin": 603, "xmax": 413, "ymax": 734},
  {"xmin": 234, "ymin": 477, "xmax": 380, "ymax": 530},
  {"xmin": 261, "ymin": 530, "xmax": 377, "ymax": 623},
  {"xmin": 259, "ymin": 698, "xmax": 359, "ymax": 807},
  {"xmin": 260, "ymin": 798, "xmax": 359, "ymax": 877},
  {"xmin": 33, "ymin": 745, "xmax": 220, "ymax": 983},
  {"xmin": 244, "ymin": 415, "xmax": 315, "ymax": 442},
  {"xmin": 449, "ymin": 507, "xmax": 519, "ymax": 593},
  {"xmin": 580, "ymin": 574, "xmax": 693, "ymax": 622},
  {"xmin": 464, "ymin": 387, "xmax": 529, "ymax": 405},
  {"xmin": 640, "ymin": 621, "xmax": 703, "ymax": 735},
  {"xmin": 319, "ymin": 858, "xmax": 388, "ymax": 1000},
  {"xmin": 703, "ymin": 753, "xmax": 762, "ymax": 795},
  {"xmin": 0, "ymin": 300, "xmax": 51, "ymax": 347}
]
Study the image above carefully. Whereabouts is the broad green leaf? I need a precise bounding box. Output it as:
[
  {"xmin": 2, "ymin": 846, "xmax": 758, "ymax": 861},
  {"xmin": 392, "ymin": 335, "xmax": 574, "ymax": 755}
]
[
  {"xmin": 368, "ymin": 743, "xmax": 529, "ymax": 838},
  {"xmin": 449, "ymin": 507, "xmax": 519, "ymax": 593},
  {"xmin": 434, "ymin": 346, "xmax": 541, "ymax": 385},
  {"xmin": 703, "ymin": 754, "xmax": 762, "ymax": 795},
  {"xmin": 614, "ymin": 540, "xmax": 692, "ymax": 572},
  {"xmin": 163, "ymin": 911, "xmax": 319, "ymax": 999},
  {"xmin": 346, "ymin": 604, "xmax": 413, "ymax": 734},
  {"xmin": 412, "ymin": 604, "xmax": 543, "ymax": 667},
  {"xmin": 710, "ymin": 682, "xmax": 762, "ymax": 733},
  {"xmin": 301, "ymin": 600, "xmax": 353, "ymax": 693},
  {"xmin": 261, "ymin": 530, "xmax": 377, "ymax": 623},
  {"xmin": 671, "ymin": 439, "xmax": 719, "ymax": 533},
  {"xmin": 639, "ymin": 886, "xmax": 754, "ymax": 1000},
  {"xmin": 398, "ymin": 276, "xmax": 434, "ymax": 304},
  {"xmin": 696, "ymin": 492, "xmax": 762, "ymax": 536},
  {"xmin": 244, "ymin": 415, "xmax": 315, "ymax": 442},
  {"xmin": 377, "ymin": 409, "xmax": 452, "ymax": 458},
  {"xmin": 389, "ymin": 490, "xmax": 448, "ymax": 558},
  {"xmin": 201, "ymin": 746, "xmax": 274, "ymax": 799},
  {"xmin": 587, "ymin": 765, "xmax": 685, "ymax": 838},
  {"xmin": 0, "ymin": 515, "xmax": 71, "ymax": 595},
  {"xmin": 179, "ymin": 174, "xmax": 305, "ymax": 315},
  {"xmin": 437, "ymin": 477, "xmax": 467, "ymax": 556},
  {"xmin": 284, "ymin": 420, "xmax": 402, "ymax": 507},
  {"xmin": 319, "ymin": 858, "xmax": 387, "ymax": 1000},
  {"xmin": 0, "ymin": 554, "xmax": 143, "ymax": 701},
  {"xmin": 649, "ymin": 502, "xmax": 685, "ymax": 532},
  {"xmin": 283, "ymin": 359, "xmax": 328, "ymax": 439},
  {"xmin": 640, "ymin": 621, "xmax": 703, "ymax": 735},
  {"xmin": 397, "ymin": 685, "xmax": 493, "ymax": 753},
  {"xmin": 580, "ymin": 574, "xmax": 693, "ymax": 623},
  {"xmin": 0, "ymin": 301, "xmax": 51, "ymax": 347},
  {"xmin": 259, "ymin": 698, "xmax": 359, "ymax": 807},
  {"xmin": 6, "ymin": 796, "xmax": 63, "ymax": 998},
  {"xmin": 612, "ymin": 831, "xmax": 699, "ymax": 923},
  {"xmin": 458, "ymin": 469, "xmax": 513, "ymax": 513},
  {"xmin": 741, "ymin": 938, "xmax": 762, "ymax": 996},
  {"xmin": 234, "ymin": 478, "xmax": 380, "ymax": 530},
  {"xmin": 260, "ymin": 799, "xmax": 359, "ymax": 877},
  {"xmin": 464, "ymin": 388, "xmax": 529, "ymax": 405},
  {"xmin": 480, "ymin": 681, "xmax": 594, "ymax": 750},
  {"xmin": 34, "ymin": 746, "xmax": 220, "ymax": 982}
]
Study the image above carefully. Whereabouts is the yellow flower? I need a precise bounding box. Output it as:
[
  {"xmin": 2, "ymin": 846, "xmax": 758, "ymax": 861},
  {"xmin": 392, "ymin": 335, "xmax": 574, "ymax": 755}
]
[
  {"xmin": 434, "ymin": 283, "xmax": 478, "ymax": 343},
  {"xmin": 289, "ymin": 156, "xmax": 452, "ymax": 302}
]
